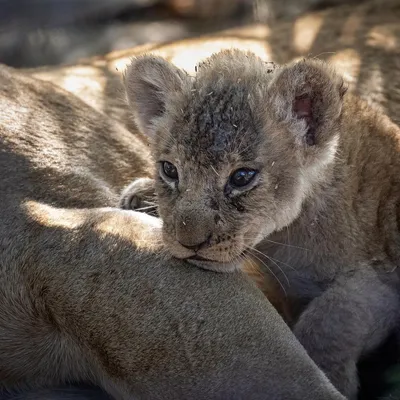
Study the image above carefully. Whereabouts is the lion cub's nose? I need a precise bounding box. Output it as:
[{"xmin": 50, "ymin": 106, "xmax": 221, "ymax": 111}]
[{"xmin": 175, "ymin": 212, "xmax": 213, "ymax": 252}]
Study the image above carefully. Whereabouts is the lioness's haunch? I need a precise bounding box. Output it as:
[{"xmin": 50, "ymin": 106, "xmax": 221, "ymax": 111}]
[
  {"xmin": 122, "ymin": 48, "xmax": 400, "ymax": 399},
  {"xmin": 0, "ymin": 64, "xmax": 345, "ymax": 399}
]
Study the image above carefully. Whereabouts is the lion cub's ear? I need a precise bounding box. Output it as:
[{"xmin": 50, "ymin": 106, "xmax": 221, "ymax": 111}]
[
  {"xmin": 124, "ymin": 55, "xmax": 188, "ymax": 138},
  {"xmin": 268, "ymin": 59, "xmax": 347, "ymax": 147}
]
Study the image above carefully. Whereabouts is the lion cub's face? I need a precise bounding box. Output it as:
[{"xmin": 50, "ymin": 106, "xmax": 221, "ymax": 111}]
[{"xmin": 125, "ymin": 50, "xmax": 346, "ymax": 272}]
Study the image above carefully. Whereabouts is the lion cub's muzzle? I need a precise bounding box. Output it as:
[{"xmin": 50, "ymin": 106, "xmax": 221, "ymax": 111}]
[{"xmin": 164, "ymin": 226, "xmax": 244, "ymax": 273}]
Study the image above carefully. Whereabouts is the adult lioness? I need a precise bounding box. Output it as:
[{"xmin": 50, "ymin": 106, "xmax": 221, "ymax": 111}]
[{"xmin": 0, "ymin": 63, "xmax": 346, "ymax": 399}]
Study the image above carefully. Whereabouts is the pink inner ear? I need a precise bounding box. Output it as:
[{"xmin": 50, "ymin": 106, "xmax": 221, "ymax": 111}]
[{"xmin": 293, "ymin": 95, "xmax": 312, "ymax": 125}]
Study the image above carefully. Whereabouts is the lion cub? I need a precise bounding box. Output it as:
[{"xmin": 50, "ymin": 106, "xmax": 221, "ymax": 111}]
[{"xmin": 121, "ymin": 50, "xmax": 400, "ymax": 399}]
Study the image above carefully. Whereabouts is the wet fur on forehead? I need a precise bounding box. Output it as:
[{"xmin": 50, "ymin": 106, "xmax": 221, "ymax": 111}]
[
  {"xmin": 193, "ymin": 50, "xmax": 275, "ymax": 93},
  {"xmin": 160, "ymin": 51, "xmax": 278, "ymax": 167},
  {"xmin": 171, "ymin": 51, "xmax": 342, "ymax": 165}
]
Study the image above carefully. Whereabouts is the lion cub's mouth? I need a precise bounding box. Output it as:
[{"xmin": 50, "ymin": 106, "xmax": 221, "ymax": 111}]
[{"xmin": 186, "ymin": 255, "xmax": 242, "ymax": 273}]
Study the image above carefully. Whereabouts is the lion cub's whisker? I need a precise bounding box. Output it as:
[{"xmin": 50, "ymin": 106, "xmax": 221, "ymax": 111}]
[
  {"xmin": 243, "ymin": 243, "xmax": 297, "ymax": 272},
  {"xmin": 244, "ymin": 246, "xmax": 290, "ymax": 288},
  {"xmin": 242, "ymin": 252, "xmax": 288, "ymax": 296},
  {"xmin": 134, "ymin": 205, "xmax": 158, "ymax": 212}
]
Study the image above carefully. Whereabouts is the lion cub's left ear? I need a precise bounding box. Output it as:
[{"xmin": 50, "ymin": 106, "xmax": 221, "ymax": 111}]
[
  {"xmin": 268, "ymin": 59, "xmax": 347, "ymax": 146},
  {"xmin": 124, "ymin": 55, "xmax": 189, "ymax": 138}
]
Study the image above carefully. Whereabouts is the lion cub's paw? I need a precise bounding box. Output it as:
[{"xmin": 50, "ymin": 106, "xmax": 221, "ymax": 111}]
[{"xmin": 119, "ymin": 178, "xmax": 158, "ymax": 217}]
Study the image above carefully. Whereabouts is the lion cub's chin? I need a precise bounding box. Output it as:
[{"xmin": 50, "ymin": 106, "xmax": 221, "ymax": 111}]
[{"xmin": 186, "ymin": 258, "xmax": 242, "ymax": 273}]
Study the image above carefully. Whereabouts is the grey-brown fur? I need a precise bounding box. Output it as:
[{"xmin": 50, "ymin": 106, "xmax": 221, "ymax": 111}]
[
  {"xmin": 0, "ymin": 385, "xmax": 112, "ymax": 400},
  {"xmin": 0, "ymin": 63, "xmax": 346, "ymax": 399},
  {"xmin": 123, "ymin": 49, "xmax": 400, "ymax": 398}
]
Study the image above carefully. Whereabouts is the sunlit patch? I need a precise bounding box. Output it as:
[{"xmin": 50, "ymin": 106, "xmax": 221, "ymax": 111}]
[
  {"xmin": 327, "ymin": 49, "xmax": 361, "ymax": 86},
  {"xmin": 24, "ymin": 201, "xmax": 164, "ymax": 251},
  {"xmin": 33, "ymin": 66, "xmax": 107, "ymax": 113},
  {"xmin": 60, "ymin": 67, "xmax": 105, "ymax": 94},
  {"xmin": 168, "ymin": 40, "xmax": 272, "ymax": 74},
  {"xmin": 2, "ymin": 98, "xmax": 30, "ymax": 133},
  {"xmin": 99, "ymin": 209, "xmax": 162, "ymax": 232},
  {"xmin": 221, "ymin": 23, "xmax": 271, "ymax": 39},
  {"xmin": 367, "ymin": 25, "xmax": 398, "ymax": 51},
  {"xmin": 293, "ymin": 13, "xmax": 324, "ymax": 54},
  {"xmin": 94, "ymin": 209, "xmax": 164, "ymax": 252},
  {"xmin": 112, "ymin": 56, "xmax": 135, "ymax": 75},
  {"xmin": 34, "ymin": 66, "xmax": 105, "ymax": 93},
  {"xmin": 23, "ymin": 201, "xmax": 86, "ymax": 229},
  {"xmin": 113, "ymin": 41, "xmax": 272, "ymax": 77}
]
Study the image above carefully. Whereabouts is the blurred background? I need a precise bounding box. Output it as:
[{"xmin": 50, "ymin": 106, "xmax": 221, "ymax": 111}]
[
  {"xmin": 0, "ymin": 0, "xmax": 255, "ymax": 67},
  {"xmin": 0, "ymin": 0, "xmax": 355, "ymax": 68}
]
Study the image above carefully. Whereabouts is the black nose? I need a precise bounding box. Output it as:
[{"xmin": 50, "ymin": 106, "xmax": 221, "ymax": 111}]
[{"xmin": 178, "ymin": 234, "xmax": 212, "ymax": 252}]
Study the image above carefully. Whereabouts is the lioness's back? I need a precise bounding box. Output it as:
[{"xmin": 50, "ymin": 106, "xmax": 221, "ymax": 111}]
[{"xmin": 0, "ymin": 65, "xmax": 151, "ymax": 209}]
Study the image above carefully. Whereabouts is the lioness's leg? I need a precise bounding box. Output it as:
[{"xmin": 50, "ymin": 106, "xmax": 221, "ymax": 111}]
[{"xmin": 293, "ymin": 268, "xmax": 400, "ymax": 399}]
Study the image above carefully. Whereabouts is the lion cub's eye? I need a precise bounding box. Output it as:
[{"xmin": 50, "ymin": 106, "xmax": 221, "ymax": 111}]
[
  {"xmin": 229, "ymin": 168, "xmax": 258, "ymax": 188},
  {"xmin": 160, "ymin": 161, "xmax": 179, "ymax": 182}
]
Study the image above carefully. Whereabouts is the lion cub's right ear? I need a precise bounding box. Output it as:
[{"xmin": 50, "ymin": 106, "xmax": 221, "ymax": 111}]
[{"xmin": 124, "ymin": 55, "xmax": 188, "ymax": 138}]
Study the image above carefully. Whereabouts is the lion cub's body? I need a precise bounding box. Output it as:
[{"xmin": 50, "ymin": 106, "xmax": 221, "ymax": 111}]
[
  {"xmin": 123, "ymin": 47, "xmax": 400, "ymax": 399},
  {"xmin": 261, "ymin": 95, "xmax": 400, "ymax": 295}
]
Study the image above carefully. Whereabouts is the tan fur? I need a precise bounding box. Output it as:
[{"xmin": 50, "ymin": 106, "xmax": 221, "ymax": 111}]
[
  {"xmin": 0, "ymin": 61, "xmax": 347, "ymax": 399},
  {"xmin": 122, "ymin": 9, "xmax": 400, "ymax": 397}
]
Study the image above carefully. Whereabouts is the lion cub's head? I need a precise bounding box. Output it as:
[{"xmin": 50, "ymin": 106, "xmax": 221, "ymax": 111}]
[{"xmin": 125, "ymin": 50, "xmax": 346, "ymax": 272}]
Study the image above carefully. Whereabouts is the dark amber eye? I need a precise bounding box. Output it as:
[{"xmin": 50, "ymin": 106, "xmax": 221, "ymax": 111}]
[
  {"xmin": 229, "ymin": 168, "xmax": 257, "ymax": 188},
  {"xmin": 161, "ymin": 161, "xmax": 179, "ymax": 181}
]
